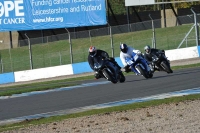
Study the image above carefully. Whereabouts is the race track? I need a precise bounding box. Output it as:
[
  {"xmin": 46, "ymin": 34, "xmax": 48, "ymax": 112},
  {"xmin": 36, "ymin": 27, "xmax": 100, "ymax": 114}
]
[{"xmin": 0, "ymin": 67, "xmax": 200, "ymax": 122}]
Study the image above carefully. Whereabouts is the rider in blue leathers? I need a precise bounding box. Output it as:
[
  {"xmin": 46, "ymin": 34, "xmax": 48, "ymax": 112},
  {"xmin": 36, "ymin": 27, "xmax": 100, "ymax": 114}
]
[{"xmin": 120, "ymin": 43, "xmax": 150, "ymax": 75}]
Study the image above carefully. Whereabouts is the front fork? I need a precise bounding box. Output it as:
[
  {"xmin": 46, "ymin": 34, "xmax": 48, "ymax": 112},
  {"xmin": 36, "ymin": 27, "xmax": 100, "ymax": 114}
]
[{"xmin": 149, "ymin": 63, "xmax": 155, "ymax": 72}]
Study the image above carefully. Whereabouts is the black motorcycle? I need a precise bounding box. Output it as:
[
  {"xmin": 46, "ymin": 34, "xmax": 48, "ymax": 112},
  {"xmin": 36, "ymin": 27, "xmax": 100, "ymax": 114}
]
[
  {"xmin": 150, "ymin": 51, "xmax": 173, "ymax": 73},
  {"xmin": 93, "ymin": 56, "xmax": 125, "ymax": 84}
]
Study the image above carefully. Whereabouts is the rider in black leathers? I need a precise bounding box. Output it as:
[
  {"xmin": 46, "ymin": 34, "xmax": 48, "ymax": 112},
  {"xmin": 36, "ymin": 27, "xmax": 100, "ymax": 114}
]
[
  {"xmin": 88, "ymin": 46, "xmax": 121, "ymax": 79},
  {"xmin": 143, "ymin": 45, "xmax": 166, "ymax": 71}
]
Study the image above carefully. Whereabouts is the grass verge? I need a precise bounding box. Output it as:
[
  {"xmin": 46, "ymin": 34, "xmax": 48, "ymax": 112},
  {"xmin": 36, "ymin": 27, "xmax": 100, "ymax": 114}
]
[
  {"xmin": 0, "ymin": 62, "xmax": 200, "ymax": 96},
  {"xmin": 0, "ymin": 75, "xmax": 95, "ymax": 96},
  {"xmin": 0, "ymin": 94, "xmax": 200, "ymax": 132},
  {"xmin": 0, "ymin": 63, "xmax": 200, "ymax": 132}
]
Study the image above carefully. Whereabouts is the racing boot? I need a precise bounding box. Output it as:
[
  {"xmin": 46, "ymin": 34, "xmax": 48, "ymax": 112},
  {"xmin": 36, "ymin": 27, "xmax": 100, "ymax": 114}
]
[{"xmin": 94, "ymin": 72, "xmax": 101, "ymax": 79}]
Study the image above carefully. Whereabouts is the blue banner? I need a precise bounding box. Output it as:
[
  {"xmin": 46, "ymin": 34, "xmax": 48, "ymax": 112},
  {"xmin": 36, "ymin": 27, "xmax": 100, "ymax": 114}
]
[{"xmin": 0, "ymin": 0, "xmax": 107, "ymax": 31}]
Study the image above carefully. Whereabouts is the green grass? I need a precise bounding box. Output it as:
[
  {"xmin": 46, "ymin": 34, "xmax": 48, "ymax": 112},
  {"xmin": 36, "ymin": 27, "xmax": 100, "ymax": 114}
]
[
  {"xmin": 0, "ymin": 63, "xmax": 200, "ymax": 131},
  {"xmin": 0, "ymin": 24, "xmax": 196, "ymax": 73},
  {"xmin": 0, "ymin": 62, "xmax": 200, "ymax": 97},
  {"xmin": 0, "ymin": 93, "xmax": 199, "ymax": 132},
  {"xmin": 0, "ymin": 24, "xmax": 198, "ymax": 131},
  {"xmin": 0, "ymin": 75, "xmax": 94, "ymax": 96}
]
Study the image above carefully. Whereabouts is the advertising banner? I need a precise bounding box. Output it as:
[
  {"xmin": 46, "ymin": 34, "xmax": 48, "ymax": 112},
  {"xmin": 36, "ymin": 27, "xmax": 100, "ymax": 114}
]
[{"xmin": 0, "ymin": 0, "xmax": 107, "ymax": 31}]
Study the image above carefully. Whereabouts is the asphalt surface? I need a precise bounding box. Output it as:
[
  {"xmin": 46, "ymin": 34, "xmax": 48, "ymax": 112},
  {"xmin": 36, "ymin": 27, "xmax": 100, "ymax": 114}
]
[
  {"xmin": 1, "ymin": 57, "xmax": 200, "ymax": 87},
  {"xmin": 0, "ymin": 66, "xmax": 200, "ymax": 121}
]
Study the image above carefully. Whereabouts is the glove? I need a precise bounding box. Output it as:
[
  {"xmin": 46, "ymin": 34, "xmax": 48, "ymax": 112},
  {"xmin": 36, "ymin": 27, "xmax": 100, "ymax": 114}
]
[
  {"xmin": 107, "ymin": 57, "xmax": 114, "ymax": 62},
  {"xmin": 137, "ymin": 51, "xmax": 142, "ymax": 55}
]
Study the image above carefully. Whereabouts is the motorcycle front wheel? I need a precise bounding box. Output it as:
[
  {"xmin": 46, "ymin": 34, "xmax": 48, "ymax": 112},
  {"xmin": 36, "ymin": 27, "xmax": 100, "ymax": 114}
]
[
  {"xmin": 160, "ymin": 61, "xmax": 173, "ymax": 73},
  {"xmin": 136, "ymin": 65, "xmax": 149, "ymax": 79},
  {"xmin": 102, "ymin": 69, "xmax": 118, "ymax": 84},
  {"xmin": 118, "ymin": 72, "xmax": 125, "ymax": 83},
  {"xmin": 148, "ymin": 73, "xmax": 153, "ymax": 78}
]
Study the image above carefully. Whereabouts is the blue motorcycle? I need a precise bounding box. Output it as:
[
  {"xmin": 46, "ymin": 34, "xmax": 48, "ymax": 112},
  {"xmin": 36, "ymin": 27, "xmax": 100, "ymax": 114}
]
[{"xmin": 125, "ymin": 52, "xmax": 153, "ymax": 79}]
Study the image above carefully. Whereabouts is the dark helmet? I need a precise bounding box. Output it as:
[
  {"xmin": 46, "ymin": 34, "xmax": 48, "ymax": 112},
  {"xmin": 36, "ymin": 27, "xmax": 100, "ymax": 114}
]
[
  {"xmin": 144, "ymin": 45, "xmax": 151, "ymax": 54},
  {"xmin": 120, "ymin": 43, "xmax": 128, "ymax": 53},
  {"xmin": 88, "ymin": 46, "xmax": 97, "ymax": 57}
]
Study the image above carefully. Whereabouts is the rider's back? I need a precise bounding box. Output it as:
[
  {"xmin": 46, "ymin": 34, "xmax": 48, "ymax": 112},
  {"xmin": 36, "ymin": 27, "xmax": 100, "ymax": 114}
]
[{"xmin": 120, "ymin": 46, "xmax": 134, "ymax": 66}]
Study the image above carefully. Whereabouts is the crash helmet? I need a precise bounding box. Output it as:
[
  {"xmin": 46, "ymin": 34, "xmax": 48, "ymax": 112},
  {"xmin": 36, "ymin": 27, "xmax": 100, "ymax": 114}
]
[
  {"xmin": 88, "ymin": 46, "xmax": 97, "ymax": 57},
  {"xmin": 144, "ymin": 45, "xmax": 151, "ymax": 54},
  {"xmin": 120, "ymin": 43, "xmax": 128, "ymax": 53}
]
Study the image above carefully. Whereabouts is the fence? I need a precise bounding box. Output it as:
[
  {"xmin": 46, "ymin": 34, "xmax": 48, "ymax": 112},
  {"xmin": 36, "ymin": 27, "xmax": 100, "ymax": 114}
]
[{"xmin": 0, "ymin": 13, "xmax": 199, "ymax": 73}]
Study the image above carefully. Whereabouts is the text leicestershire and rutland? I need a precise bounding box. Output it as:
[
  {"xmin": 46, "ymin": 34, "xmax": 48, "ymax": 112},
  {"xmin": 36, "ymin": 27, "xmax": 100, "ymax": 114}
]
[{"xmin": 32, "ymin": 4, "xmax": 102, "ymax": 16}]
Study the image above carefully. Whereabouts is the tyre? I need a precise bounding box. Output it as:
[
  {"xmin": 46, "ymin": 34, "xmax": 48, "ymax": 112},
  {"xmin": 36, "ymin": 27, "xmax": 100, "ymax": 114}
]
[
  {"xmin": 119, "ymin": 72, "xmax": 125, "ymax": 83},
  {"xmin": 170, "ymin": 69, "xmax": 173, "ymax": 73},
  {"xmin": 136, "ymin": 65, "xmax": 148, "ymax": 79},
  {"xmin": 167, "ymin": 69, "xmax": 173, "ymax": 73},
  {"xmin": 102, "ymin": 69, "xmax": 117, "ymax": 84},
  {"xmin": 148, "ymin": 73, "xmax": 153, "ymax": 78},
  {"xmin": 161, "ymin": 61, "xmax": 172, "ymax": 73}
]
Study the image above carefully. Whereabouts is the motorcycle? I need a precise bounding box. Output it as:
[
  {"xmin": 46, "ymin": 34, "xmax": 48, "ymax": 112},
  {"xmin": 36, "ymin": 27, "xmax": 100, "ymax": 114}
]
[
  {"xmin": 93, "ymin": 56, "xmax": 125, "ymax": 84},
  {"xmin": 125, "ymin": 52, "xmax": 153, "ymax": 79},
  {"xmin": 150, "ymin": 51, "xmax": 173, "ymax": 74}
]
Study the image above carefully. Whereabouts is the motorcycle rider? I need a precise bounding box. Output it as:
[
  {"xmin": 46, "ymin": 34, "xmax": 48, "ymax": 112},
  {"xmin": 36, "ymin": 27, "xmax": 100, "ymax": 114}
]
[
  {"xmin": 120, "ymin": 43, "xmax": 150, "ymax": 75},
  {"xmin": 143, "ymin": 45, "xmax": 167, "ymax": 71},
  {"xmin": 88, "ymin": 46, "xmax": 121, "ymax": 79}
]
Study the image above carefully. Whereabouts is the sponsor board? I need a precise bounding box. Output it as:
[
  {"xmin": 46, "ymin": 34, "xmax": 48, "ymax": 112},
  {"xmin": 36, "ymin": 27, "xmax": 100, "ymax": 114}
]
[{"xmin": 0, "ymin": 0, "xmax": 106, "ymax": 31}]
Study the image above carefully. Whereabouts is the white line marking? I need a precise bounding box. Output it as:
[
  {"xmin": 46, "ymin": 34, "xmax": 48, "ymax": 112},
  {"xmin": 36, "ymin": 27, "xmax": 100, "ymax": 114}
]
[{"xmin": 0, "ymin": 87, "xmax": 200, "ymax": 126}]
